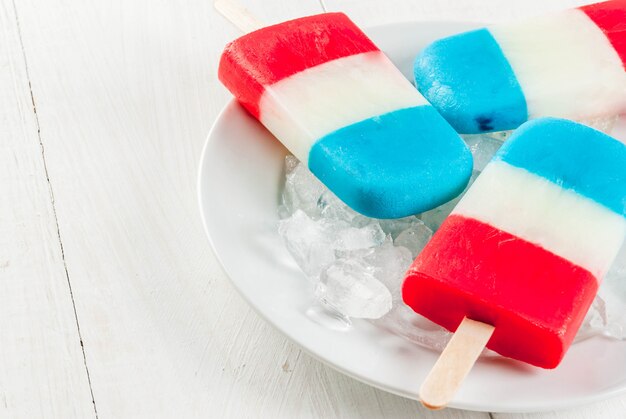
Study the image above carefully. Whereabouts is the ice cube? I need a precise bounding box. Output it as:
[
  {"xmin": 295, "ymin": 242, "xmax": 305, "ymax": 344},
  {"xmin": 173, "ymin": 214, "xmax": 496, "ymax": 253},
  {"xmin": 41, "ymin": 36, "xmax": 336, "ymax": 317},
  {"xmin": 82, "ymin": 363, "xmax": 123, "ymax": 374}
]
[
  {"xmin": 281, "ymin": 156, "xmax": 326, "ymax": 218},
  {"xmin": 420, "ymin": 193, "xmax": 459, "ymax": 232},
  {"xmin": 362, "ymin": 240, "xmax": 413, "ymax": 301},
  {"xmin": 334, "ymin": 224, "xmax": 386, "ymax": 251},
  {"xmin": 316, "ymin": 259, "xmax": 392, "ymax": 319},
  {"xmin": 420, "ymin": 171, "xmax": 479, "ymax": 232},
  {"xmin": 577, "ymin": 297, "xmax": 608, "ymax": 342},
  {"xmin": 278, "ymin": 210, "xmax": 337, "ymax": 279},
  {"xmin": 305, "ymin": 303, "xmax": 352, "ymax": 331},
  {"xmin": 578, "ymin": 241, "xmax": 626, "ymax": 340},
  {"xmin": 317, "ymin": 190, "xmax": 371, "ymax": 226},
  {"xmin": 462, "ymin": 133, "xmax": 505, "ymax": 172},
  {"xmin": 596, "ymin": 243, "xmax": 626, "ymax": 339},
  {"xmin": 394, "ymin": 220, "xmax": 433, "ymax": 258},
  {"xmin": 285, "ymin": 154, "xmax": 300, "ymax": 174},
  {"xmin": 378, "ymin": 216, "xmax": 423, "ymax": 240},
  {"xmin": 373, "ymin": 304, "xmax": 452, "ymax": 352}
]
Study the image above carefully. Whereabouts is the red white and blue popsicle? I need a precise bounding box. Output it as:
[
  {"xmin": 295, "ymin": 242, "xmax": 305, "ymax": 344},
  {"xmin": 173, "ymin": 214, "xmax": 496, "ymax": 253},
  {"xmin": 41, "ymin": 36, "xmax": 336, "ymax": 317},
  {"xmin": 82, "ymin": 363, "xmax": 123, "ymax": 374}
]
[
  {"xmin": 403, "ymin": 118, "xmax": 626, "ymax": 370},
  {"xmin": 414, "ymin": 0, "xmax": 626, "ymax": 133},
  {"xmin": 218, "ymin": 13, "xmax": 472, "ymax": 218}
]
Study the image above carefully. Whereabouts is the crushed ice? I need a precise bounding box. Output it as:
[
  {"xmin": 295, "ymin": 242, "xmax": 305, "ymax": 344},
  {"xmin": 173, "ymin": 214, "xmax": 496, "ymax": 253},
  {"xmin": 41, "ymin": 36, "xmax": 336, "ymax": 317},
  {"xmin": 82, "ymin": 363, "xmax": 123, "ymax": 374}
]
[{"xmin": 277, "ymin": 129, "xmax": 626, "ymax": 351}]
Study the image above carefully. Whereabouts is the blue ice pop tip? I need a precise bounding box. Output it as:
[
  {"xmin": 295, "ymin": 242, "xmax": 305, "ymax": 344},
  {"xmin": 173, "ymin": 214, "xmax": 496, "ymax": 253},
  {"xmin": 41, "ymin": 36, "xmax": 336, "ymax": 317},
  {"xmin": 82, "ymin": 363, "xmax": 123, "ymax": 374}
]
[
  {"xmin": 308, "ymin": 105, "xmax": 473, "ymax": 219},
  {"xmin": 496, "ymin": 118, "xmax": 626, "ymax": 217},
  {"xmin": 414, "ymin": 28, "xmax": 528, "ymax": 134}
]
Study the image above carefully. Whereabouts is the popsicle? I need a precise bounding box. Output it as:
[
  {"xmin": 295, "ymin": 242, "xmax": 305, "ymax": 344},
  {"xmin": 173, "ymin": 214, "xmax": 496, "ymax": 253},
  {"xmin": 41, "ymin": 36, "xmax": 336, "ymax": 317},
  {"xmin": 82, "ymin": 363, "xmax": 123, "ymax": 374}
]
[
  {"xmin": 414, "ymin": 0, "xmax": 626, "ymax": 133},
  {"xmin": 402, "ymin": 118, "xmax": 626, "ymax": 407},
  {"xmin": 217, "ymin": 8, "xmax": 472, "ymax": 218}
]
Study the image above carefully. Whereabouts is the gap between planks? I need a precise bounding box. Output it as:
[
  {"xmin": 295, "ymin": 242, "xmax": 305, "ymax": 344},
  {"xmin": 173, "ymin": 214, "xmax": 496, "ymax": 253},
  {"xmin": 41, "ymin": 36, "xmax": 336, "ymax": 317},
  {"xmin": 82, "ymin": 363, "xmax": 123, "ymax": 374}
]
[{"xmin": 9, "ymin": 0, "xmax": 99, "ymax": 417}]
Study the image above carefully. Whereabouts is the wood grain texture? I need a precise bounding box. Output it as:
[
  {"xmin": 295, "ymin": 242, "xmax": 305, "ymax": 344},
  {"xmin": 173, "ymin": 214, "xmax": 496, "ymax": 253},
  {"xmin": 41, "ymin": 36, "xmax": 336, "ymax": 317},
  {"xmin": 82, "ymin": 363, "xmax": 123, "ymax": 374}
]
[
  {"xmin": 0, "ymin": 1, "xmax": 96, "ymax": 418},
  {"xmin": 9, "ymin": 0, "xmax": 486, "ymax": 417},
  {"xmin": 11, "ymin": 0, "xmax": 317, "ymax": 416},
  {"xmin": 2, "ymin": 0, "xmax": 625, "ymax": 417}
]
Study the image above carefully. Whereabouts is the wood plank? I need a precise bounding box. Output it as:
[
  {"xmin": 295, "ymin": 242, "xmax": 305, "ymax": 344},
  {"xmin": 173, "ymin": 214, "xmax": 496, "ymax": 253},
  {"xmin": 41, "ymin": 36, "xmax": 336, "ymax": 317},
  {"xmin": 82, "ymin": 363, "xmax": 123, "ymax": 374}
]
[
  {"xmin": 0, "ymin": 1, "xmax": 96, "ymax": 418},
  {"xmin": 9, "ymin": 1, "xmax": 484, "ymax": 418},
  {"xmin": 322, "ymin": 0, "xmax": 591, "ymax": 26}
]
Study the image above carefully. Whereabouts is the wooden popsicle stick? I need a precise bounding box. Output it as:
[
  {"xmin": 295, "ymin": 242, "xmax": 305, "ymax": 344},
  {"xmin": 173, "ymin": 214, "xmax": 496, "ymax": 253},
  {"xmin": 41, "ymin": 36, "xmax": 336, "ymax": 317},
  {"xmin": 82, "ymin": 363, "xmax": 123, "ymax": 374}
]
[
  {"xmin": 214, "ymin": 0, "xmax": 265, "ymax": 34},
  {"xmin": 420, "ymin": 317, "xmax": 495, "ymax": 410}
]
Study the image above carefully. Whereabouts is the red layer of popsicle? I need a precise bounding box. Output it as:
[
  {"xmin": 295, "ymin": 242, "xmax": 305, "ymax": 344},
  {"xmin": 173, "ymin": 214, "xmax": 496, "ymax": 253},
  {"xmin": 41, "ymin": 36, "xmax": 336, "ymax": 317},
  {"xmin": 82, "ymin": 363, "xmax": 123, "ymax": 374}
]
[
  {"xmin": 580, "ymin": 0, "xmax": 626, "ymax": 67},
  {"xmin": 403, "ymin": 215, "xmax": 599, "ymax": 369},
  {"xmin": 218, "ymin": 13, "xmax": 379, "ymax": 118}
]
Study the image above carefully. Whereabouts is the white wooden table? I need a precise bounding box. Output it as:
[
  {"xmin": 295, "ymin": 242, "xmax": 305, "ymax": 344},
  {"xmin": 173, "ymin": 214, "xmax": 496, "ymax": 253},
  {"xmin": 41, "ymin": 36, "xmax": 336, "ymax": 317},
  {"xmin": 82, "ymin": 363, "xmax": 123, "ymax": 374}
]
[{"xmin": 2, "ymin": 0, "xmax": 625, "ymax": 417}]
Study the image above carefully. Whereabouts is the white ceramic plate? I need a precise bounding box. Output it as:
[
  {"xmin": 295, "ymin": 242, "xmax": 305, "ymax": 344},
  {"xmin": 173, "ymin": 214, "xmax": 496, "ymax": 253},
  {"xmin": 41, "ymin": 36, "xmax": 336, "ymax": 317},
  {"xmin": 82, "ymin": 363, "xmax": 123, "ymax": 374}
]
[{"xmin": 199, "ymin": 21, "xmax": 626, "ymax": 412}]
